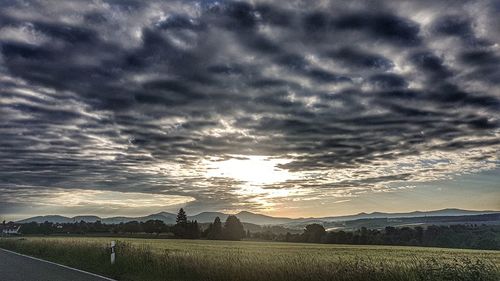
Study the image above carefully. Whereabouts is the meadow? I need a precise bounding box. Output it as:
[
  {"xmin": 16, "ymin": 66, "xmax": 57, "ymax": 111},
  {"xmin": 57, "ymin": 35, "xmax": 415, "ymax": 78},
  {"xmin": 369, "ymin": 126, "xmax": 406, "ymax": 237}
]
[{"xmin": 1, "ymin": 237, "xmax": 499, "ymax": 281}]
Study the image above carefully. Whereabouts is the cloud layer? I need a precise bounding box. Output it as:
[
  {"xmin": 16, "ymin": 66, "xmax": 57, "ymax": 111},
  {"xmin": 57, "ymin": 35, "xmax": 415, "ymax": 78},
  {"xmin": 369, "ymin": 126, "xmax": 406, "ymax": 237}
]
[{"xmin": 0, "ymin": 0, "xmax": 499, "ymax": 217}]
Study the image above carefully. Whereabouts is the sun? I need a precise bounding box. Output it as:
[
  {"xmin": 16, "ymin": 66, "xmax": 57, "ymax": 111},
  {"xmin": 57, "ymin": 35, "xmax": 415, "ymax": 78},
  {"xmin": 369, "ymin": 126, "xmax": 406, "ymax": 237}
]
[{"xmin": 204, "ymin": 155, "xmax": 297, "ymax": 185}]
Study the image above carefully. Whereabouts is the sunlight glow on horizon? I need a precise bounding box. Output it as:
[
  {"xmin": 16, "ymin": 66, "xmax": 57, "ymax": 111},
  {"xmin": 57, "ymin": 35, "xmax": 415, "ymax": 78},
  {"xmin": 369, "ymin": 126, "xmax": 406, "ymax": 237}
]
[{"xmin": 204, "ymin": 155, "xmax": 301, "ymax": 185}]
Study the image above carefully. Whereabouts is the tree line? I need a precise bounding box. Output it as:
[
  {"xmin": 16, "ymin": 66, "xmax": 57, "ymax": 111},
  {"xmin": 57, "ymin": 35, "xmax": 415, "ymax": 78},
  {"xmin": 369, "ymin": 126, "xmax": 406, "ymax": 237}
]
[
  {"xmin": 251, "ymin": 223, "xmax": 499, "ymax": 250},
  {"xmin": 19, "ymin": 208, "xmax": 247, "ymax": 241},
  {"xmin": 12, "ymin": 209, "xmax": 500, "ymax": 250}
]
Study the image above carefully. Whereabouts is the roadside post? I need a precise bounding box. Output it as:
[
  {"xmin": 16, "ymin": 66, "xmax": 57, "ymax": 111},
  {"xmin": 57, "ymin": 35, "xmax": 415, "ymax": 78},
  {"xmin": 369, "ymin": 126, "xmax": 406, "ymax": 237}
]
[{"xmin": 110, "ymin": 241, "xmax": 116, "ymax": 264}]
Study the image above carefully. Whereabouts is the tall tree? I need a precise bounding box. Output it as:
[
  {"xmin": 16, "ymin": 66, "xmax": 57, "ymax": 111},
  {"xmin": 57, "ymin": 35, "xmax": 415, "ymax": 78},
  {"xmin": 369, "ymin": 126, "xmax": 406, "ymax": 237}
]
[
  {"xmin": 223, "ymin": 215, "xmax": 245, "ymax": 241},
  {"xmin": 173, "ymin": 208, "xmax": 188, "ymax": 238},
  {"xmin": 302, "ymin": 224, "xmax": 326, "ymax": 243},
  {"xmin": 176, "ymin": 208, "xmax": 187, "ymax": 225},
  {"xmin": 207, "ymin": 216, "xmax": 223, "ymax": 240},
  {"xmin": 188, "ymin": 220, "xmax": 200, "ymax": 239}
]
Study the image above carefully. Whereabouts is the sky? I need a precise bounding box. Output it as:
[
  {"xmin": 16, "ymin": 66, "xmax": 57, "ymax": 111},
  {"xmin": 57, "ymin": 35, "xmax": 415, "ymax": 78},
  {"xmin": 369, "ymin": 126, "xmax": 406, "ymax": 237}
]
[{"xmin": 0, "ymin": 0, "xmax": 499, "ymax": 221}]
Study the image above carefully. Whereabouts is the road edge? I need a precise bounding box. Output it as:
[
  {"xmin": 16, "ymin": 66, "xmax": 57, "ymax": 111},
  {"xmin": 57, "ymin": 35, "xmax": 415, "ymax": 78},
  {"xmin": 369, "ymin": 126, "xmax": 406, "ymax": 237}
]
[{"xmin": 0, "ymin": 248, "xmax": 117, "ymax": 281}]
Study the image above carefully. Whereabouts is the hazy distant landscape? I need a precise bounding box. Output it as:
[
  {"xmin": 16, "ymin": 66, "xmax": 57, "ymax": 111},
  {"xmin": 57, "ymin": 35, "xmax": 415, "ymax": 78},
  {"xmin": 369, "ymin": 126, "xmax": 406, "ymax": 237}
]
[
  {"xmin": 17, "ymin": 208, "xmax": 499, "ymax": 225},
  {"xmin": 3, "ymin": 207, "xmax": 498, "ymax": 280},
  {"xmin": 16, "ymin": 208, "xmax": 500, "ymax": 232},
  {"xmin": 7, "ymin": 207, "xmax": 500, "ymax": 281},
  {"xmin": 8, "ymin": 208, "xmax": 500, "ymax": 250}
]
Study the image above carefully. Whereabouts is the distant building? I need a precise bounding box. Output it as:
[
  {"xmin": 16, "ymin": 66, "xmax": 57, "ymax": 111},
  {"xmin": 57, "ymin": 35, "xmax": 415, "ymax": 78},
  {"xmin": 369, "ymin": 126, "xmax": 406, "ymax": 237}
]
[{"xmin": 1, "ymin": 225, "xmax": 21, "ymax": 235}]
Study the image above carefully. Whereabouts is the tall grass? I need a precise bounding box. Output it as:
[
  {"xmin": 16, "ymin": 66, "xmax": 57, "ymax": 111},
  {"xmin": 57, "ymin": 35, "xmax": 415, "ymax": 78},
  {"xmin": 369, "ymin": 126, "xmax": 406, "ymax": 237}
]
[{"xmin": 0, "ymin": 238, "xmax": 498, "ymax": 281}]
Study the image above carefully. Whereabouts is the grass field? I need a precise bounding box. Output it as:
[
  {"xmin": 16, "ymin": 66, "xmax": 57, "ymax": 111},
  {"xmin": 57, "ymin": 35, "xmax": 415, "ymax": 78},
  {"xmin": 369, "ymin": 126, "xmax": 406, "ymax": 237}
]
[{"xmin": 1, "ymin": 237, "xmax": 499, "ymax": 281}]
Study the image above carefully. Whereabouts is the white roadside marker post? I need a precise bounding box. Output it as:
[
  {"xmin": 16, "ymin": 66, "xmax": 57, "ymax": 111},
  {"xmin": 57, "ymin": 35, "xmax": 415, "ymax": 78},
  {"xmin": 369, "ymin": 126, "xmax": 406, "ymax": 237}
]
[{"xmin": 110, "ymin": 241, "xmax": 116, "ymax": 265}]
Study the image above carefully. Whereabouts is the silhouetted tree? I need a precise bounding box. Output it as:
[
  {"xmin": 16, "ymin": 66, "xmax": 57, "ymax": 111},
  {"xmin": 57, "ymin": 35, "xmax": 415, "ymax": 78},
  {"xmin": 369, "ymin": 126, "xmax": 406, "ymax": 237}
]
[
  {"xmin": 176, "ymin": 208, "xmax": 187, "ymax": 225},
  {"xmin": 414, "ymin": 226, "xmax": 424, "ymax": 244},
  {"xmin": 207, "ymin": 216, "xmax": 223, "ymax": 240},
  {"xmin": 172, "ymin": 209, "xmax": 201, "ymax": 239},
  {"xmin": 143, "ymin": 220, "xmax": 164, "ymax": 234},
  {"xmin": 302, "ymin": 224, "xmax": 326, "ymax": 243},
  {"xmin": 121, "ymin": 221, "xmax": 142, "ymax": 233},
  {"xmin": 184, "ymin": 220, "xmax": 200, "ymax": 239},
  {"xmin": 223, "ymin": 215, "xmax": 245, "ymax": 240}
]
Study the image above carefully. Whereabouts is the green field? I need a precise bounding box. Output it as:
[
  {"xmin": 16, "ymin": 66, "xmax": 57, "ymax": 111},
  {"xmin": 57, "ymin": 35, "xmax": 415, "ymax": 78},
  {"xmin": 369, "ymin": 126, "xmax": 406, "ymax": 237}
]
[{"xmin": 1, "ymin": 237, "xmax": 499, "ymax": 281}]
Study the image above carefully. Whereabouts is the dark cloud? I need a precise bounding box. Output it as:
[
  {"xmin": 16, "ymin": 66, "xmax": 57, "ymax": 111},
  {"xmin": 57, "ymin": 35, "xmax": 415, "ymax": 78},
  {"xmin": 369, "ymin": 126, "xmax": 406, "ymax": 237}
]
[
  {"xmin": 332, "ymin": 13, "xmax": 421, "ymax": 46},
  {"xmin": 303, "ymin": 11, "xmax": 330, "ymax": 33},
  {"xmin": 458, "ymin": 50, "xmax": 500, "ymax": 85},
  {"xmin": 255, "ymin": 4, "xmax": 292, "ymax": 27},
  {"xmin": 325, "ymin": 47, "xmax": 394, "ymax": 70},
  {"xmin": 409, "ymin": 51, "xmax": 451, "ymax": 81},
  {"xmin": 368, "ymin": 73, "xmax": 407, "ymax": 89},
  {"xmin": 1, "ymin": 41, "xmax": 54, "ymax": 60},
  {"xmin": 460, "ymin": 50, "xmax": 499, "ymax": 65},
  {"xmin": 0, "ymin": 0, "xmax": 498, "ymax": 216},
  {"xmin": 432, "ymin": 15, "xmax": 473, "ymax": 37},
  {"xmin": 431, "ymin": 14, "xmax": 492, "ymax": 47}
]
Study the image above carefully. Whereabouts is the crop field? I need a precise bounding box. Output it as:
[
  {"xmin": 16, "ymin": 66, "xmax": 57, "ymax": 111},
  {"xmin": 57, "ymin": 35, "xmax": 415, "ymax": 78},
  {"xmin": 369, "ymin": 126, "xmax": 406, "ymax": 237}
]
[{"xmin": 1, "ymin": 237, "xmax": 499, "ymax": 281}]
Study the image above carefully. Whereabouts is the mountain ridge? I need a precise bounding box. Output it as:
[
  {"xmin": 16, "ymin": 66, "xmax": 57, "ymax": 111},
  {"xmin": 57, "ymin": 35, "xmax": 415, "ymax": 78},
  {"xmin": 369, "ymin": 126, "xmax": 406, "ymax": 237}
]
[{"xmin": 16, "ymin": 208, "xmax": 499, "ymax": 225}]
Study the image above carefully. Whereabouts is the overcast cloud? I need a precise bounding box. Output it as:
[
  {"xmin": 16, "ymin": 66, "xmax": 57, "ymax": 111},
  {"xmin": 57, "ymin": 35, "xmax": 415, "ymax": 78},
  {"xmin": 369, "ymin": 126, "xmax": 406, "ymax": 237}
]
[{"xmin": 0, "ymin": 0, "xmax": 499, "ymax": 219}]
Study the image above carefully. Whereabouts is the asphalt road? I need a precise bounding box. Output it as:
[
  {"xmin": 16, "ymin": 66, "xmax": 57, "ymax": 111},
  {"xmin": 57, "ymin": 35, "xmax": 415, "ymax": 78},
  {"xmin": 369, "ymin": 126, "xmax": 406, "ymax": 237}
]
[{"xmin": 0, "ymin": 248, "xmax": 115, "ymax": 281}]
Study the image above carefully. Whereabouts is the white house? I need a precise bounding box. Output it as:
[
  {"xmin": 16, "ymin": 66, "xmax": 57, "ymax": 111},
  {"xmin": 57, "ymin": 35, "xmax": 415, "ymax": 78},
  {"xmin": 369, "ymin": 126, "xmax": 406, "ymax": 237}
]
[{"xmin": 1, "ymin": 225, "xmax": 21, "ymax": 235}]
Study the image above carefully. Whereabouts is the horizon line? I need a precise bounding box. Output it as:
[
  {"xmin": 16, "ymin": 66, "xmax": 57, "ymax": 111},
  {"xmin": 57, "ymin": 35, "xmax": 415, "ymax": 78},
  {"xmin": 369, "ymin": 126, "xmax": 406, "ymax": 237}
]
[{"xmin": 10, "ymin": 207, "xmax": 500, "ymax": 222}]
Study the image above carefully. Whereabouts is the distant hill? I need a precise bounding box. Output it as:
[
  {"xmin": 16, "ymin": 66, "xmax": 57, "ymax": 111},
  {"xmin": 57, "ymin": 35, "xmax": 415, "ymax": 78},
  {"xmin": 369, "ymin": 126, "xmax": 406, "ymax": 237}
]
[
  {"xmin": 72, "ymin": 216, "xmax": 101, "ymax": 223},
  {"xmin": 317, "ymin": 208, "xmax": 498, "ymax": 222},
  {"xmin": 17, "ymin": 215, "xmax": 74, "ymax": 224},
  {"xmin": 190, "ymin": 212, "xmax": 228, "ymax": 223},
  {"xmin": 16, "ymin": 208, "xmax": 499, "ymax": 226},
  {"xmin": 234, "ymin": 211, "xmax": 294, "ymax": 225},
  {"xmin": 323, "ymin": 213, "xmax": 500, "ymax": 231}
]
